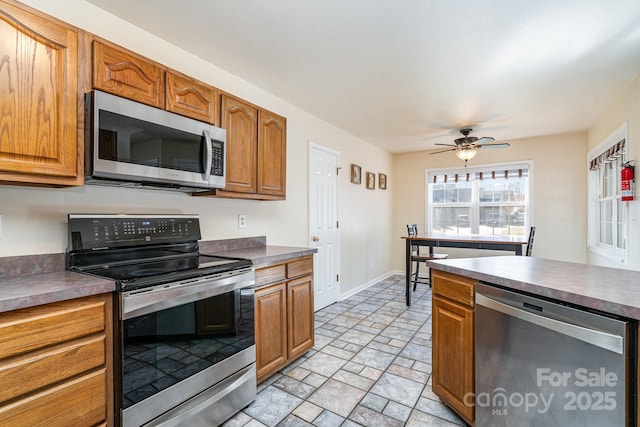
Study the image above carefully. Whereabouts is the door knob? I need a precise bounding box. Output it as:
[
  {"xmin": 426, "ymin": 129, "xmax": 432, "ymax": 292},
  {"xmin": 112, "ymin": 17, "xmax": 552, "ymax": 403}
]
[{"xmin": 312, "ymin": 235, "xmax": 319, "ymax": 242}]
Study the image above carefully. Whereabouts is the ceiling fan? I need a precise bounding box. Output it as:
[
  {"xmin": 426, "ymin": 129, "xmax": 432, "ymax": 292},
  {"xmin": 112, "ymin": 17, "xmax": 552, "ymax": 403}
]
[{"xmin": 431, "ymin": 128, "xmax": 510, "ymax": 162}]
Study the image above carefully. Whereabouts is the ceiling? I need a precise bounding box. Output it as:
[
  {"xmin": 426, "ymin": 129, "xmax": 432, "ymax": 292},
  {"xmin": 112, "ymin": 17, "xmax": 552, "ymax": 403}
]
[{"xmin": 85, "ymin": 0, "xmax": 640, "ymax": 153}]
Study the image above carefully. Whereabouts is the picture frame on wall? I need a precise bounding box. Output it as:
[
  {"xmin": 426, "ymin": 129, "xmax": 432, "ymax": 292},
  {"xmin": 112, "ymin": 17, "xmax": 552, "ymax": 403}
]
[
  {"xmin": 379, "ymin": 173, "xmax": 387, "ymax": 190},
  {"xmin": 351, "ymin": 164, "xmax": 362, "ymax": 184},
  {"xmin": 366, "ymin": 172, "xmax": 376, "ymax": 190}
]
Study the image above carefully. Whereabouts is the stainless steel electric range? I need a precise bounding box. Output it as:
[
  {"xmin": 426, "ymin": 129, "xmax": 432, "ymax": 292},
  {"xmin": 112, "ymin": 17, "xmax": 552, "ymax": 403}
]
[{"xmin": 66, "ymin": 214, "xmax": 256, "ymax": 427}]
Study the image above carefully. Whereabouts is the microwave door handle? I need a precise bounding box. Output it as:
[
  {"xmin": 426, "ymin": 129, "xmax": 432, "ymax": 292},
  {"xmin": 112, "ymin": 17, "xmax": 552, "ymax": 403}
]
[{"xmin": 203, "ymin": 129, "xmax": 212, "ymax": 181}]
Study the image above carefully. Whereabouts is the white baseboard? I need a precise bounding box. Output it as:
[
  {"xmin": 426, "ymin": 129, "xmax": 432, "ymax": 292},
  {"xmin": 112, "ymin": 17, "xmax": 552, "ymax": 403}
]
[{"xmin": 339, "ymin": 271, "xmax": 399, "ymax": 301}]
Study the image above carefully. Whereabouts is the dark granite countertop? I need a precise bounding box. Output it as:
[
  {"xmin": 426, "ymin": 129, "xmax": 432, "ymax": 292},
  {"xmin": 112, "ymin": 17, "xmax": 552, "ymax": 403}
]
[
  {"xmin": 427, "ymin": 256, "xmax": 640, "ymax": 319},
  {"xmin": 0, "ymin": 270, "xmax": 115, "ymax": 313},
  {"xmin": 202, "ymin": 245, "xmax": 317, "ymax": 269}
]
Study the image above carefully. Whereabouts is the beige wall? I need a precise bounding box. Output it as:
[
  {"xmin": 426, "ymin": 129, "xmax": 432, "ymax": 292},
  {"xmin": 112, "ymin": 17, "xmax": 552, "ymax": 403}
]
[
  {"xmin": 4, "ymin": 1, "xmax": 639, "ymax": 296},
  {"xmin": 2, "ymin": 0, "xmax": 393, "ymax": 296},
  {"xmin": 587, "ymin": 75, "xmax": 640, "ymax": 269},
  {"xmin": 392, "ymin": 131, "xmax": 588, "ymax": 270}
]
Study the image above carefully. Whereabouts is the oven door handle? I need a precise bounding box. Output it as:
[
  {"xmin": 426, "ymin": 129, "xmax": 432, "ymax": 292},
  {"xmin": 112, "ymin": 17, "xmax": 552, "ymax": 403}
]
[
  {"xmin": 121, "ymin": 270, "xmax": 254, "ymax": 319},
  {"xmin": 141, "ymin": 363, "xmax": 255, "ymax": 426}
]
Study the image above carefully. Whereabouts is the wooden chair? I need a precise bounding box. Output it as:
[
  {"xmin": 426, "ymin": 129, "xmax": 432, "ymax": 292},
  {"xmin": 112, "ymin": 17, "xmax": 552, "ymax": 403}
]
[
  {"xmin": 407, "ymin": 224, "xmax": 448, "ymax": 290},
  {"xmin": 526, "ymin": 226, "xmax": 536, "ymax": 256}
]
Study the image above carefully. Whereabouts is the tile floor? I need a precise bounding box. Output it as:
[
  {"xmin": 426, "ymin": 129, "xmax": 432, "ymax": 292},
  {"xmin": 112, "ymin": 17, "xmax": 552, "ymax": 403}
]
[{"xmin": 223, "ymin": 274, "xmax": 467, "ymax": 427}]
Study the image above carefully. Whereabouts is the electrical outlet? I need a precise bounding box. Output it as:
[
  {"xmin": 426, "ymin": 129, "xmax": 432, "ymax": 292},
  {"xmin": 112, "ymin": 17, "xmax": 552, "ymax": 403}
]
[{"xmin": 238, "ymin": 214, "xmax": 247, "ymax": 229}]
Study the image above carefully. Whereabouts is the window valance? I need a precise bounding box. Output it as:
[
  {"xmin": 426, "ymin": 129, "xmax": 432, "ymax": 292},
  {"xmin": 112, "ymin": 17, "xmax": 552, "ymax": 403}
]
[
  {"xmin": 589, "ymin": 139, "xmax": 625, "ymax": 171},
  {"xmin": 427, "ymin": 163, "xmax": 530, "ymax": 184}
]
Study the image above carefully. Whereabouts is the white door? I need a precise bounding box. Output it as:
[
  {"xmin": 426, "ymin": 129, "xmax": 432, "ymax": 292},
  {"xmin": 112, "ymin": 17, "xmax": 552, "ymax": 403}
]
[{"xmin": 309, "ymin": 142, "xmax": 340, "ymax": 311}]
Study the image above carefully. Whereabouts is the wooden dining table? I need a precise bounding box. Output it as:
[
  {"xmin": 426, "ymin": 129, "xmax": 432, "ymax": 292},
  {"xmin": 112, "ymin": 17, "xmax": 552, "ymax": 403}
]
[{"xmin": 402, "ymin": 232, "xmax": 528, "ymax": 305}]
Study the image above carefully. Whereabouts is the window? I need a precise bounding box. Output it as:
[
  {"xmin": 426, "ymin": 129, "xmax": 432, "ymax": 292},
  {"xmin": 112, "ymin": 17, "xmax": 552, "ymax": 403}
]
[
  {"xmin": 427, "ymin": 162, "xmax": 531, "ymax": 237},
  {"xmin": 588, "ymin": 123, "xmax": 628, "ymax": 265}
]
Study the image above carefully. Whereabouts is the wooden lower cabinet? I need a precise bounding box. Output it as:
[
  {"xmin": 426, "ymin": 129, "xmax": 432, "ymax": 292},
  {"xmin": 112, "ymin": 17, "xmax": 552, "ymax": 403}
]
[
  {"xmin": 432, "ymin": 270, "xmax": 476, "ymax": 426},
  {"xmin": 255, "ymin": 256, "xmax": 314, "ymax": 382},
  {"xmin": 0, "ymin": 294, "xmax": 113, "ymax": 426},
  {"xmin": 255, "ymin": 283, "xmax": 288, "ymax": 380},
  {"xmin": 287, "ymin": 275, "xmax": 314, "ymax": 360}
]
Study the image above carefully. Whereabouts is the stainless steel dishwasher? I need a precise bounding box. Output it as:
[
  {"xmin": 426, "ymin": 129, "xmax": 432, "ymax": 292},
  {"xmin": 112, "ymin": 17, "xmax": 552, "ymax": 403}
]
[{"xmin": 475, "ymin": 283, "xmax": 636, "ymax": 426}]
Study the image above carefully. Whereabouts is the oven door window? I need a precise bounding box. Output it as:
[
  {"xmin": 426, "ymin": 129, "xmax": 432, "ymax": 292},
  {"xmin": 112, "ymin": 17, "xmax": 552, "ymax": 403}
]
[{"xmin": 121, "ymin": 288, "xmax": 254, "ymax": 409}]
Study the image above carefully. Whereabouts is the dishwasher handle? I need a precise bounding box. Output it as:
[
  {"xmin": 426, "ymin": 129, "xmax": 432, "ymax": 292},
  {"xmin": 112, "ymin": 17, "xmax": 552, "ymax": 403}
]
[{"xmin": 476, "ymin": 292, "xmax": 624, "ymax": 355}]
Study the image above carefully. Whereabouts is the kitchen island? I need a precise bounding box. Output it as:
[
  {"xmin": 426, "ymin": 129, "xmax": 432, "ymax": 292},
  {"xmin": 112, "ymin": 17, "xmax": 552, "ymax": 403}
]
[{"xmin": 426, "ymin": 256, "xmax": 640, "ymax": 426}]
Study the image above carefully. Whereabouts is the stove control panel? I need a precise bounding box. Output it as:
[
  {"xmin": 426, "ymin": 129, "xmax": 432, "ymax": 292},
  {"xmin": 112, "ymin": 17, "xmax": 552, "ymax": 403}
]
[{"xmin": 67, "ymin": 214, "xmax": 201, "ymax": 250}]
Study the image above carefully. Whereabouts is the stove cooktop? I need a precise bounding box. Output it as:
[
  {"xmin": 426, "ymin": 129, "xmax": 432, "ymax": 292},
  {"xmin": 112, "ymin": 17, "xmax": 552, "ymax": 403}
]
[
  {"xmin": 82, "ymin": 254, "xmax": 252, "ymax": 291},
  {"xmin": 66, "ymin": 214, "xmax": 254, "ymax": 291}
]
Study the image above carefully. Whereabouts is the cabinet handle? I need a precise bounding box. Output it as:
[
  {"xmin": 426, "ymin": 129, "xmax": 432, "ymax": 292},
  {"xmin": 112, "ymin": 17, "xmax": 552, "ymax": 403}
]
[{"xmin": 312, "ymin": 236, "xmax": 319, "ymax": 242}]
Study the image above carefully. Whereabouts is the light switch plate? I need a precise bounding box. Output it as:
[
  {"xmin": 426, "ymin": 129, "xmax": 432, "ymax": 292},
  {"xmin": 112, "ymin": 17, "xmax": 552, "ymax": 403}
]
[{"xmin": 238, "ymin": 214, "xmax": 247, "ymax": 228}]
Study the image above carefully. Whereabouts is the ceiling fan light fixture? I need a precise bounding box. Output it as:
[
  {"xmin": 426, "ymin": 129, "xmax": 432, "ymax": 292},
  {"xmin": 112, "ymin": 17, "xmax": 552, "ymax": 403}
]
[{"xmin": 455, "ymin": 148, "xmax": 477, "ymax": 161}]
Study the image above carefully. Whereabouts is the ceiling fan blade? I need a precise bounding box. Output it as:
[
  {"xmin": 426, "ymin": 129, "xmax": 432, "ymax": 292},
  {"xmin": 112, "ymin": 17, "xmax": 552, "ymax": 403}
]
[
  {"xmin": 477, "ymin": 142, "xmax": 510, "ymax": 148},
  {"xmin": 430, "ymin": 148, "xmax": 457, "ymax": 155},
  {"xmin": 434, "ymin": 143, "xmax": 456, "ymax": 147},
  {"xmin": 476, "ymin": 137, "xmax": 495, "ymax": 144}
]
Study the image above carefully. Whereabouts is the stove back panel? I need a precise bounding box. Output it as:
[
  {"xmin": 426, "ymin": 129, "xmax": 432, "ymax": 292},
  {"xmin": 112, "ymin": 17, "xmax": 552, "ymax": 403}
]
[{"xmin": 67, "ymin": 214, "xmax": 201, "ymax": 251}]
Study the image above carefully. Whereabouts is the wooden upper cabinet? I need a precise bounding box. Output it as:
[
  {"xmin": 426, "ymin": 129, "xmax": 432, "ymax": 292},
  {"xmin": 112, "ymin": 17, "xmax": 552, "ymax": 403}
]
[
  {"xmin": 93, "ymin": 40, "xmax": 165, "ymax": 108},
  {"xmin": 221, "ymin": 95, "xmax": 258, "ymax": 194},
  {"xmin": 216, "ymin": 94, "xmax": 287, "ymax": 200},
  {"xmin": 0, "ymin": 1, "xmax": 80, "ymax": 185},
  {"xmin": 258, "ymin": 109, "xmax": 287, "ymax": 196},
  {"xmin": 166, "ymin": 71, "xmax": 217, "ymax": 124}
]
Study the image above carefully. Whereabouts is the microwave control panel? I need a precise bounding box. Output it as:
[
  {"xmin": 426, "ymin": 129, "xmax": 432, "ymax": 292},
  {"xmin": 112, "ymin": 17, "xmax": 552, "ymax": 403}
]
[
  {"xmin": 67, "ymin": 214, "xmax": 201, "ymax": 250},
  {"xmin": 211, "ymin": 140, "xmax": 224, "ymax": 177}
]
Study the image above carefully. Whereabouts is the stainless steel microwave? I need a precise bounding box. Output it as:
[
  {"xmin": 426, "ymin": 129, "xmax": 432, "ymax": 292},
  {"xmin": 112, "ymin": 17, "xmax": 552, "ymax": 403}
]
[{"xmin": 85, "ymin": 90, "xmax": 226, "ymax": 192}]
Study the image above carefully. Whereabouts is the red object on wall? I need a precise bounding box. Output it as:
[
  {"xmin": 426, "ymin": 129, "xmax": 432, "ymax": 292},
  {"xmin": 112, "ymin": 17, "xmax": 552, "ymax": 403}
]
[{"xmin": 621, "ymin": 163, "xmax": 634, "ymax": 201}]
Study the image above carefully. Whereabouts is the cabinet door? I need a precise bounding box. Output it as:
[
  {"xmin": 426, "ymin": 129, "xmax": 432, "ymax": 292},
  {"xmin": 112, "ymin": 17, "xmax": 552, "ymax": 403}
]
[
  {"xmin": 257, "ymin": 109, "xmax": 286, "ymax": 196},
  {"xmin": 255, "ymin": 283, "xmax": 287, "ymax": 382},
  {"xmin": 221, "ymin": 95, "xmax": 257, "ymax": 193},
  {"xmin": 287, "ymin": 275, "xmax": 314, "ymax": 360},
  {"xmin": 432, "ymin": 295, "xmax": 474, "ymax": 425},
  {"xmin": 0, "ymin": 1, "xmax": 79, "ymax": 184},
  {"xmin": 166, "ymin": 71, "xmax": 217, "ymax": 124},
  {"xmin": 93, "ymin": 41, "xmax": 164, "ymax": 108}
]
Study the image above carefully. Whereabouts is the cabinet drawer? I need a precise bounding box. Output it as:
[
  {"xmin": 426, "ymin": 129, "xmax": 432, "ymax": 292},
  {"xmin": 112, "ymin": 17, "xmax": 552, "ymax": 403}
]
[
  {"xmin": 0, "ymin": 295, "xmax": 107, "ymax": 360},
  {"xmin": 0, "ymin": 369, "xmax": 106, "ymax": 426},
  {"xmin": 287, "ymin": 257, "xmax": 313, "ymax": 279},
  {"xmin": 0, "ymin": 335, "xmax": 105, "ymax": 403},
  {"xmin": 255, "ymin": 264, "xmax": 286, "ymax": 287},
  {"xmin": 432, "ymin": 270, "xmax": 475, "ymax": 307}
]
